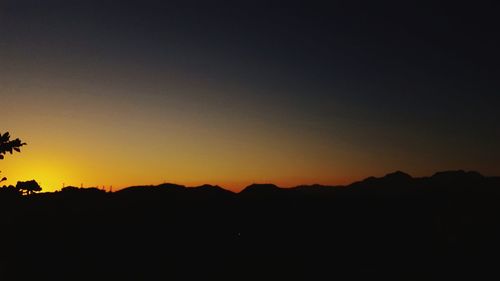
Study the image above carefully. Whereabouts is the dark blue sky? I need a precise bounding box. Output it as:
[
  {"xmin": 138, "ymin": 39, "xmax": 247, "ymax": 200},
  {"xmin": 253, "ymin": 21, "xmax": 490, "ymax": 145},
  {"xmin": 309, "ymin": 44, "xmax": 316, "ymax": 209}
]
[{"xmin": 1, "ymin": 0, "xmax": 499, "ymax": 189}]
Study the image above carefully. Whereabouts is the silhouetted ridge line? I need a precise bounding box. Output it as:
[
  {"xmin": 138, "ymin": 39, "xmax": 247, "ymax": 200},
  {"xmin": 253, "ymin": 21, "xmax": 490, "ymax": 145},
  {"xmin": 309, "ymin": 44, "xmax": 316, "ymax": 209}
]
[
  {"xmin": 190, "ymin": 184, "xmax": 235, "ymax": 194},
  {"xmin": 117, "ymin": 183, "xmax": 187, "ymax": 193},
  {"xmin": 59, "ymin": 186, "xmax": 106, "ymax": 195},
  {"xmin": 240, "ymin": 184, "xmax": 281, "ymax": 194},
  {"xmin": 3, "ymin": 170, "xmax": 496, "ymax": 196},
  {"xmin": 350, "ymin": 170, "xmax": 412, "ymax": 185},
  {"xmin": 0, "ymin": 171, "xmax": 500, "ymax": 280},
  {"xmin": 0, "ymin": 169, "xmax": 499, "ymax": 280},
  {"xmin": 290, "ymin": 184, "xmax": 343, "ymax": 191},
  {"xmin": 431, "ymin": 170, "xmax": 484, "ymax": 181},
  {"xmin": 384, "ymin": 170, "xmax": 413, "ymax": 180}
]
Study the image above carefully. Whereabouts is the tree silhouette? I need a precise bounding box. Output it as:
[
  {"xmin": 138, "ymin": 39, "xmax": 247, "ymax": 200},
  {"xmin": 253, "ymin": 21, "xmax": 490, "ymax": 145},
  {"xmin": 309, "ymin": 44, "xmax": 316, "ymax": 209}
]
[
  {"xmin": 0, "ymin": 132, "xmax": 26, "ymax": 159},
  {"xmin": 0, "ymin": 132, "xmax": 27, "ymax": 182},
  {"xmin": 16, "ymin": 180, "xmax": 42, "ymax": 195}
]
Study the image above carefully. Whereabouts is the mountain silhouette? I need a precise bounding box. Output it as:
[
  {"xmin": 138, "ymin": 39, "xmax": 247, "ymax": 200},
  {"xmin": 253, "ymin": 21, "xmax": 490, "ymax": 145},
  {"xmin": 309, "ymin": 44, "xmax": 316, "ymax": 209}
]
[
  {"xmin": 431, "ymin": 170, "xmax": 485, "ymax": 184},
  {"xmin": 0, "ymin": 170, "xmax": 499, "ymax": 280},
  {"xmin": 349, "ymin": 170, "xmax": 412, "ymax": 187},
  {"xmin": 240, "ymin": 183, "xmax": 281, "ymax": 194},
  {"xmin": 190, "ymin": 184, "xmax": 233, "ymax": 193},
  {"xmin": 118, "ymin": 182, "xmax": 187, "ymax": 193}
]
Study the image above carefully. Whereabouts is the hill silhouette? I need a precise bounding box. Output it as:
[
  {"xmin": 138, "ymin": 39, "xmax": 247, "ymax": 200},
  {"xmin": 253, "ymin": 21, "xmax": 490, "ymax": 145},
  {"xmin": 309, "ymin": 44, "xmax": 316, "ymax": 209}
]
[{"xmin": 0, "ymin": 170, "xmax": 499, "ymax": 280}]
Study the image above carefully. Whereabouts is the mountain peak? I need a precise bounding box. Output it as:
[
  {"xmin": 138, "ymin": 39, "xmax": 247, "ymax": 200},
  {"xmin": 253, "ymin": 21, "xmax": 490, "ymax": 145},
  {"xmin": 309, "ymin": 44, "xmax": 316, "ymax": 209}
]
[
  {"xmin": 240, "ymin": 183, "xmax": 280, "ymax": 194},
  {"xmin": 383, "ymin": 171, "xmax": 412, "ymax": 180},
  {"xmin": 191, "ymin": 184, "xmax": 233, "ymax": 193}
]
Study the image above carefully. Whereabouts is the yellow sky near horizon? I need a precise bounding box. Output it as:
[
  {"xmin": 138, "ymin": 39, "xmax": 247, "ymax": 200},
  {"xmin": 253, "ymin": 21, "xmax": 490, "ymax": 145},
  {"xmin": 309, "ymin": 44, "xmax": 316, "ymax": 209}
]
[
  {"xmin": 1, "ymin": 116, "xmax": 360, "ymax": 192},
  {"xmin": 2, "ymin": 0, "xmax": 499, "ymax": 193},
  {"xmin": 2, "ymin": 82, "xmax": 494, "ymax": 192}
]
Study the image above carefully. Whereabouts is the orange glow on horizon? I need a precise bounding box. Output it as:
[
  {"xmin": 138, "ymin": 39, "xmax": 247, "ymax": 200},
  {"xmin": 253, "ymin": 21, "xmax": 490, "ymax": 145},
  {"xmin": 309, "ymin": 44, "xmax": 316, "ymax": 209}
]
[
  {"xmin": 2, "ymin": 76, "xmax": 496, "ymax": 192},
  {"xmin": 0, "ymin": 139, "xmax": 370, "ymax": 193}
]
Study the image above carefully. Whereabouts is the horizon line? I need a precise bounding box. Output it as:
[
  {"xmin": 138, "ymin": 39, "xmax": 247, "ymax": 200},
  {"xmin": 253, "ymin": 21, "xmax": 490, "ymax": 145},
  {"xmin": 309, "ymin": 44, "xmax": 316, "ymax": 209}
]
[{"xmin": 10, "ymin": 169, "xmax": 494, "ymax": 194}]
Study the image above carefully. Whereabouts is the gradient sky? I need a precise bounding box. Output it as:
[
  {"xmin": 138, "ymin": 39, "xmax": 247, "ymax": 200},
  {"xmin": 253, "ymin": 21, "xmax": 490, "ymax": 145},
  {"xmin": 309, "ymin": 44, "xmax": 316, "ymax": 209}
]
[{"xmin": 1, "ymin": 1, "xmax": 499, "ymax": 192}]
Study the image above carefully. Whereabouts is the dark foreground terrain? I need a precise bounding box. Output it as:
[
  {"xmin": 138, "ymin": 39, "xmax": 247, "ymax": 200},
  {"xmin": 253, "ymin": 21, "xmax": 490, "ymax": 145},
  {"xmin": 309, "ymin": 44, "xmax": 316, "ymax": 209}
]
[{"xmin": 1, "ymin": 170, "xmax": 499, "ymax": 280}]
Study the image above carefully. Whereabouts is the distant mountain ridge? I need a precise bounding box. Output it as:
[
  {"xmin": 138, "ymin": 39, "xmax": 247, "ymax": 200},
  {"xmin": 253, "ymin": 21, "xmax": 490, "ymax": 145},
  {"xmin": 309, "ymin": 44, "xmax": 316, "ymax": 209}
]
[
  {"xmin": 104, "ymin": 170, "xmax": 496, "ymax": 195},
  {"xmin": 1, "ymin": 169, "xmax": 499, "ymax": 280},
  {"xmin": 20, "ymin": 170, "xmax": 494, "ymax": 196}
]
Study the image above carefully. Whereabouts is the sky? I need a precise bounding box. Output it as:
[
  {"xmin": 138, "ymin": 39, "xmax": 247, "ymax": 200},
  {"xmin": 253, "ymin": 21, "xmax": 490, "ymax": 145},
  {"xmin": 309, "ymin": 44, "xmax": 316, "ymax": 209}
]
[{"xmin": 1, "ymin": 0, "xmax": 499, "ymax": 192}]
